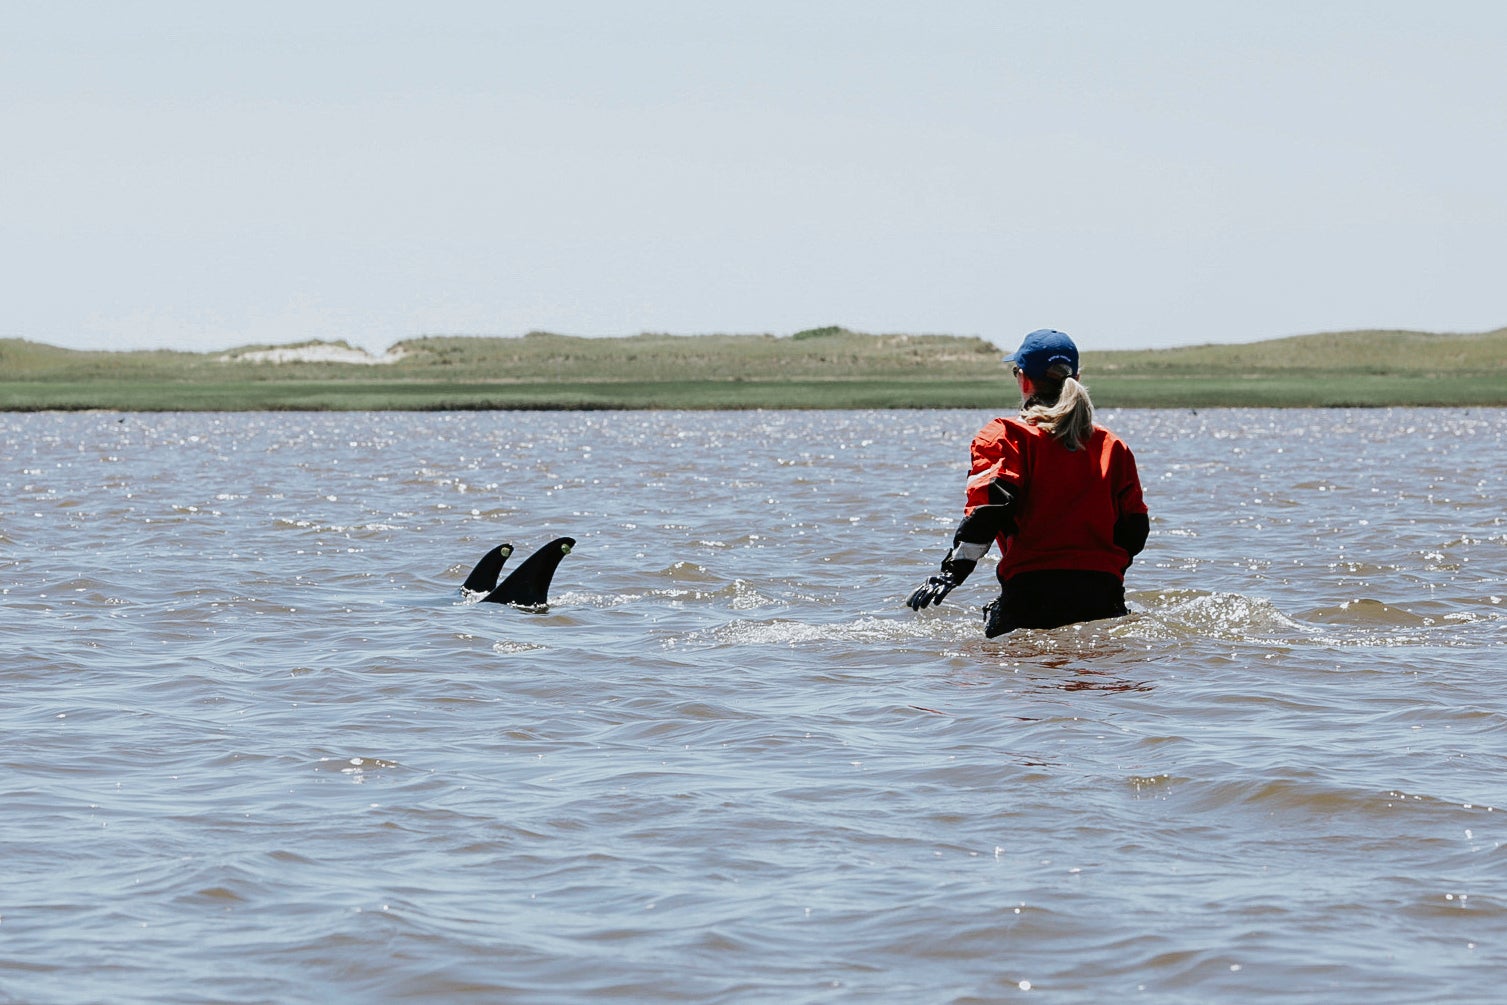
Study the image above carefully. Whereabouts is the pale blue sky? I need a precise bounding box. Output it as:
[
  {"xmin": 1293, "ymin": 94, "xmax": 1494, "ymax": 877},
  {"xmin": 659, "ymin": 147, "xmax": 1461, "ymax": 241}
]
[{"xmin": 4, "ymin": 1, "xmax": 1504, "ymax": 353}]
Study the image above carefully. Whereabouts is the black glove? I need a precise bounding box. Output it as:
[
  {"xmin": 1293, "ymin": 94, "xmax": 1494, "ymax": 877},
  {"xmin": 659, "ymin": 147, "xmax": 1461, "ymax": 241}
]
[
  {"xmin": 907, "ymin": 491, "xmax": 1017, "ymax": 612},
  {"xmin": 907, "ymin": 557, "xmax": 976, "ymax": 610}
]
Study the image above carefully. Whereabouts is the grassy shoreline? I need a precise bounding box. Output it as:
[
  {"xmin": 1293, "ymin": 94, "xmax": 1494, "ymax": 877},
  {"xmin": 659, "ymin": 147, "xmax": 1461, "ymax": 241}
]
[
  {"xmin": 3, "ymin": 327, "xmax": 1503, "ymax": 410},
  {"xmin": 4, "ymin": 374, "xmax": 1506, "ymax": 411}
]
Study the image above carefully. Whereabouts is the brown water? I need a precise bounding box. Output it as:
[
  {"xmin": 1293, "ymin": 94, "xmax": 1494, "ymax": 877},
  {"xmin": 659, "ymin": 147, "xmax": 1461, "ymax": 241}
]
[{"xmin": 2, "ymin": 408, "xmax": 1503, "ymax": 1003}]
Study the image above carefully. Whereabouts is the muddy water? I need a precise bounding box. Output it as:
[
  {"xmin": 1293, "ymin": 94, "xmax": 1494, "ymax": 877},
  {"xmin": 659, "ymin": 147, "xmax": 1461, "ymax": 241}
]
[{"xmin": 2, "ymin": 408, "xmax": 1502, "ymax": 1003}]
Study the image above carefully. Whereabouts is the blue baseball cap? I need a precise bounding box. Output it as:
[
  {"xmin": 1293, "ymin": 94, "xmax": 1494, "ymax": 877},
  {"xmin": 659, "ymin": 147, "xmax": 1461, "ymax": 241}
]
[{"xmin": 1002, "ymin": 329, "xmax": 1079, "ymax": 380}]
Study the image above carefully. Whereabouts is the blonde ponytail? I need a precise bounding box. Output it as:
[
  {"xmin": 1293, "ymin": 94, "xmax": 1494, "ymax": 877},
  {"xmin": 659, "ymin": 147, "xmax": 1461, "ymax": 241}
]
[{"xmin": 1021, "ymin": 363, "xmax": 1095, "ymax": 450}]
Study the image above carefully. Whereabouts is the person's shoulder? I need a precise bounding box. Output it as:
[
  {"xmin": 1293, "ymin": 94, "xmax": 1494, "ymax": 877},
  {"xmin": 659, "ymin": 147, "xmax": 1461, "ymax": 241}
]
[
  {"xmin": 973, "ymin": 415, "xmax": 1031, "ymax": 446},
  {"xmin": 1090, "ymin": 423, "xmax": 1137, "ymax": 456},
  {"xmin": 976, "ymin": 414, "xmax": 1031, "ymax": 435}
]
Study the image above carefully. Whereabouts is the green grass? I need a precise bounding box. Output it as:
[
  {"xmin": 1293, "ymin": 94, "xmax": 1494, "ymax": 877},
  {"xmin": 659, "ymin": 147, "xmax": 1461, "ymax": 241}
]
[
  {"xmin": 1084, "ymin": 372, "xmax": 1507, "ymax": 408},
  {"xmin": 0, "ymin": 378, "xmax": 1012, "ymax": 411},
  {"xmin": 2, "ymin": 326, "xmax": 1504, "ymax": 410}
]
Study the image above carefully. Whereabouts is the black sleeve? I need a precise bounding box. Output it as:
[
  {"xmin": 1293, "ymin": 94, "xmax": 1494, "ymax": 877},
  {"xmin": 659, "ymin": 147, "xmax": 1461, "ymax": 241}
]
[
  {"xmin": 953, "ymin": 479, "xmax": 1021, "ymax": 545},
  {"xmin": 1113, "ymin": 511, "xmax": 1149, "ymax": 558}
]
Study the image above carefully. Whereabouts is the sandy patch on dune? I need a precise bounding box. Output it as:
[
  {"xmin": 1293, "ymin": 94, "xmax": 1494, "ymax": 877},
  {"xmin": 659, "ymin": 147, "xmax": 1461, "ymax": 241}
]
[{"xmin": 221, "ymin": 344, "xmax": 409, "ymax": 365}]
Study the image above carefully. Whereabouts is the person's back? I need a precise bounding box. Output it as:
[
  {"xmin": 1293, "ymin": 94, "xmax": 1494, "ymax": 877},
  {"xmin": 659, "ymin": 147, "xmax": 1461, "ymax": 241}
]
[{"xmin": 971, "ymin": 416, "xmax": 1143, "ymax": 582}]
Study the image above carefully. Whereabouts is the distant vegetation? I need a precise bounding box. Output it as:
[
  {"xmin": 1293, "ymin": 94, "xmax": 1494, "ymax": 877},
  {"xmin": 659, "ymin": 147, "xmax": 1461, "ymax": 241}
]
[{"xmin": 1, "ymin": 325, "xmax": 1503, "ymax": 410}]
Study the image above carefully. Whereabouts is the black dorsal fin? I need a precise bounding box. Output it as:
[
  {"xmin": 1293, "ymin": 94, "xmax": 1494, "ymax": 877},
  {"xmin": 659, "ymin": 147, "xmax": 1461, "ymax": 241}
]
[
  {"xmin": 462, "ymin": 543, "xmax": 514, "ymax": 594},
  {"xmin": 482, "ymin": 537, "xmax": 575, "ymax": 607}
]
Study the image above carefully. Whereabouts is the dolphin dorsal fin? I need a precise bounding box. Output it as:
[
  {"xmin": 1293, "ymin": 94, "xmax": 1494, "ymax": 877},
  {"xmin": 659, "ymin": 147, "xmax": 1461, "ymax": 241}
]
[
  {"xmin": 461, "ymin": 543, "xmax": 514, "ymax": 594},
  {"xmin": 482, "ymin": 537, "xmax": 575, "ymax": 607}
]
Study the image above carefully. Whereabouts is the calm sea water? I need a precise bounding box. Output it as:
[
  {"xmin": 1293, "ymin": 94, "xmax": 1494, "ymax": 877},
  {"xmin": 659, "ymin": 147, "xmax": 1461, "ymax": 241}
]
[{"xmin": 2, "ymin": 408, "xmax": 1503, "ymax": 1004}]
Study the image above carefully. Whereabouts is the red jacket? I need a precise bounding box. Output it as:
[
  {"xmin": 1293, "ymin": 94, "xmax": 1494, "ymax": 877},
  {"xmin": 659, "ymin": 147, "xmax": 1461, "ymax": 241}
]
[{"xmin": 966, "ymin": 417, "xmax": 1147, "ymax": 582}]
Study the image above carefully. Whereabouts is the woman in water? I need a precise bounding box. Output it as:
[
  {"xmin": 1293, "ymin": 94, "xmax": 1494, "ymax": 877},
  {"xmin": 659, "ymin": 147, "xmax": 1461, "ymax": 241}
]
[{"xmin": 907, "ymin": 329, "xmax": 1149, "ymax": 637}]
